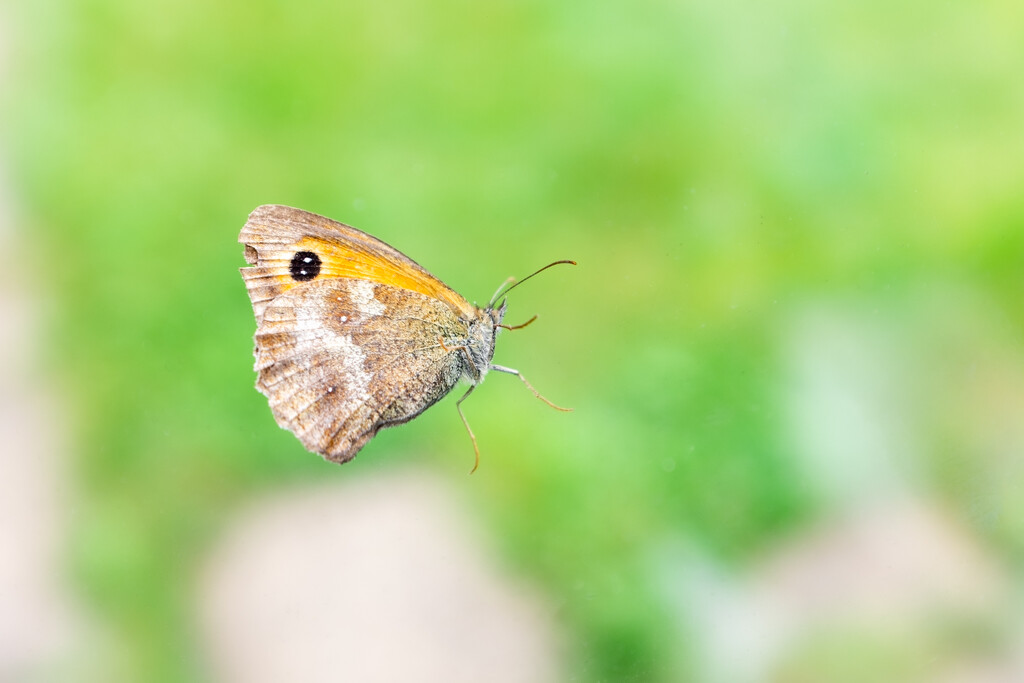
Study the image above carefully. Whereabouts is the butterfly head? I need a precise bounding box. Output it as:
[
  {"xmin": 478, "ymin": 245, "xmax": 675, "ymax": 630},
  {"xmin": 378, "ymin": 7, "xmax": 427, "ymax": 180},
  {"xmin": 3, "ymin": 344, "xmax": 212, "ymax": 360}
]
[
  {"xmin": 487, "ymin": 298, "xmax": 509, "ymax": 326},
  {"xmin": 463, "ymin": 300, "xmax": 506, "ymax": 384}
]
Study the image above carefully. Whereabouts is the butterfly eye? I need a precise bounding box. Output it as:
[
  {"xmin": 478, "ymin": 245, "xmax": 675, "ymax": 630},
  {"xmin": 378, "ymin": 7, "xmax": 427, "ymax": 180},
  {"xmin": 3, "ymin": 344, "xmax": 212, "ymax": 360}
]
[{"xmin": 289, "ymin": 250, "xmax": 322, "ymax": 281}]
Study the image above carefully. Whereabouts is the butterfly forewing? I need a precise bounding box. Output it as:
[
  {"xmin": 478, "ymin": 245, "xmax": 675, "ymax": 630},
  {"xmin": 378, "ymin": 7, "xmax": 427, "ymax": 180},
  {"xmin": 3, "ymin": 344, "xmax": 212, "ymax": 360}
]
[{"xmin": 240, "ymin": 205, "xmax": 475, "ymax": 321}]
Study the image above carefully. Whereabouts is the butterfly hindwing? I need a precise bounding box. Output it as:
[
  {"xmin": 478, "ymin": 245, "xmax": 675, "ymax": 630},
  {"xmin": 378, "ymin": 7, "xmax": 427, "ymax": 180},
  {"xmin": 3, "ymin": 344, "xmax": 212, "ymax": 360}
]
[{"xmin": 253, "ymin": 277, "xmax": 469, "ymax": 462}]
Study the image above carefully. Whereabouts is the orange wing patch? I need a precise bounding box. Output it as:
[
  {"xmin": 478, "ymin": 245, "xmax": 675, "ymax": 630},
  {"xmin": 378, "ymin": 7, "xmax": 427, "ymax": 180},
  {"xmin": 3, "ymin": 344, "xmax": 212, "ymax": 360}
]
[{"xmin": 240, "ymin": 205, "xmax": 475, "ymax": 321}]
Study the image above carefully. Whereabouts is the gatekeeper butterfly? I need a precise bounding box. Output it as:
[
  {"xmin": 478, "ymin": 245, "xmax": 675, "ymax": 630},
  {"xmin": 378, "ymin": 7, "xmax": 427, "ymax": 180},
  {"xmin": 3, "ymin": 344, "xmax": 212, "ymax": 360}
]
[{"xmin": 239, "ymin": 205, "xmax": 574, "ymax": 471}]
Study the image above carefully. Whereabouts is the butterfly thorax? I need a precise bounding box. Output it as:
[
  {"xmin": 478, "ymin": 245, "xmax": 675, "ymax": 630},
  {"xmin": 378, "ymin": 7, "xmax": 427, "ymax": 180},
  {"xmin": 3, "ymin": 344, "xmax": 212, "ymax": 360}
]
[{"xmin": 462, "ymin": 302, "xmax": 506, "ymax": 384}]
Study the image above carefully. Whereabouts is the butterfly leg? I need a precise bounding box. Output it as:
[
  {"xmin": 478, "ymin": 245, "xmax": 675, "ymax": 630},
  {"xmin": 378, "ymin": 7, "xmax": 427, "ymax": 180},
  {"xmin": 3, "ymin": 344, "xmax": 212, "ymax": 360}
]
[
  {"xmin": 438, "ymin": 336, "xmax": 481, "ymax": 379},
  {"xmin": 456, "ymin": 385, "xmax": 481, "ymax": 474},
  {"xmin": 489, "ymin": 364, "xmax": 572, "ymax": 412},
  {"xmin": 498, "ymin": 314, "xmax": 537, "ymax": 331}
]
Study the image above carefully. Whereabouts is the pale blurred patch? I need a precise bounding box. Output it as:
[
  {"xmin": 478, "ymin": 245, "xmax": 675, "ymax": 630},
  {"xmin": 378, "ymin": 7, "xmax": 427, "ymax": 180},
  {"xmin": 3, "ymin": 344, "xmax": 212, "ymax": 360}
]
[
  {"xmin": 658, "ymin": 497, "xmax": 1021, "ymax": 683},
  {"xmin": 652, "ymin": 296, "xmax": 1024, "ymax": 683},
  {"xmin": 197, "ymin": 468, "xmax": 564, "ymax": 683},
  {"xmin": 0, "ymin": 166, "xmax": 94, "ymax": 681}
]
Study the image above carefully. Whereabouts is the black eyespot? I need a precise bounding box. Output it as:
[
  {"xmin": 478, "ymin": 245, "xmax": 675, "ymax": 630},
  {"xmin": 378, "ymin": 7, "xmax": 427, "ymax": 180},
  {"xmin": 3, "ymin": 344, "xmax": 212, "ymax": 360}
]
[{"xmin": 289, "ymin": 251, "xmax": 321, "ymax": 281}]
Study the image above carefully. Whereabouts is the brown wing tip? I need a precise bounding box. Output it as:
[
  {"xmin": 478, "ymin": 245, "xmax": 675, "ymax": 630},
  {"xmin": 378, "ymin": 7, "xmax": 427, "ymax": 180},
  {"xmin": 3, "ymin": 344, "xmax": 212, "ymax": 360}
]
[
  {"xmin": 248, "ymin": 204, "xmax": 294, "ymax": 219},
  {"xmin": 239, "ymin": 205, "xmax": 301, "ymax": 245}
]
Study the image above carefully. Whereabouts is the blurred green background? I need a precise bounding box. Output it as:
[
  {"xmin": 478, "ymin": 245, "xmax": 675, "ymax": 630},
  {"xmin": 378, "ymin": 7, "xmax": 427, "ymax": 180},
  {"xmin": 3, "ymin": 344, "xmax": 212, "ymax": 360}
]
[{"xmin": 3, "ymin": 0, "xmax": 1023, "ymax": 681}]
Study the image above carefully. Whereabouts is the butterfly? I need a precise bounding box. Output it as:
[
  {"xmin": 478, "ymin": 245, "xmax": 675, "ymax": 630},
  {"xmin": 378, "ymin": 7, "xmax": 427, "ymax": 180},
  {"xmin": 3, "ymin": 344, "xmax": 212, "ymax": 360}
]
[{"xmin": 239, "ymin": 205, "xmax": 574, "ymax": 471}]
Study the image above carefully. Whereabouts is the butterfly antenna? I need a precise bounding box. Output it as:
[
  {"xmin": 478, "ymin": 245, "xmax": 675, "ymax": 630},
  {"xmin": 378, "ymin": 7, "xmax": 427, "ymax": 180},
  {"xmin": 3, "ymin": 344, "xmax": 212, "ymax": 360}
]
[{"xmin": 488, "ymin": 260, "xmax": 576, "ymax": 308}]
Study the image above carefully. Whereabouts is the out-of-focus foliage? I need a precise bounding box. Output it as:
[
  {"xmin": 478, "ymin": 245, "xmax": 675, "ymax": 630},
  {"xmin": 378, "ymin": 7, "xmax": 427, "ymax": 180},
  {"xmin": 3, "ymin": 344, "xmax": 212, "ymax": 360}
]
[{"xmin": 4, "ymin": 0, "xmax": 1022, "ymax": 681}]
